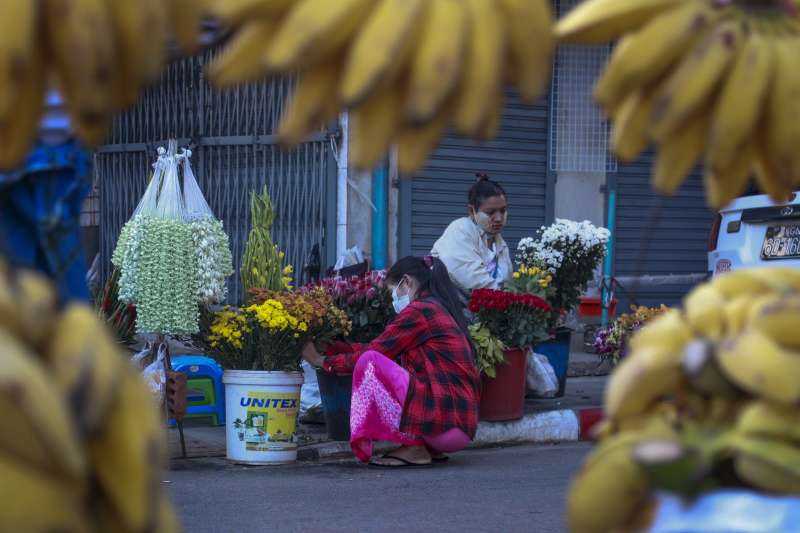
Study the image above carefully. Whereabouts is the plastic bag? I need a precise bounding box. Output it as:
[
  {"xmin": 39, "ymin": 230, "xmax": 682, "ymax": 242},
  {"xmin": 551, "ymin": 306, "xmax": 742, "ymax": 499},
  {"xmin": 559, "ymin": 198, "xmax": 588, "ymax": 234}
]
[
  {"xmin": 527, "ymin": 349, "xmax": 558, "ymax": 398},
  {"xmin": 142, "ymin": 344, "xmax": 167, "ymax": 406},
  {"xmin": 130, "ymin": 343, "xmax": 152, "ymax": 369},
  {"xmin": 180, "ymin": 149, "xmax": 214, "ymax": 221},
  {"xmin": 181, "ymin": 150, "xmax": 234, "ymax": 304},
  {"xmin": 300, "ymin": 360, "xmax": 322, "ymax": 417},
  {"xmin": 334, "ymin": 246, "xmax": 365, "ymax": 271},
  {"xmin": 647, "ymin": 490, "xmax": 800, "ymax": 533}
]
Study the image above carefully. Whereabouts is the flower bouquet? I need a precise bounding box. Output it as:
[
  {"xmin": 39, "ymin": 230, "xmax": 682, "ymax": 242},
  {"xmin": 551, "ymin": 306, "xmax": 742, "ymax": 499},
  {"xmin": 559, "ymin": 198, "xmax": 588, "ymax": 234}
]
[
  {"xmin": 469, "ymin": 288, "xmax": 553, "ymax": 421},
  {"xmin": 595, "ymin": 304, "xmax": 670, "ymax": 365},
  {"xmin": 250, "ymin": 286, "xmax": 352, "ymax": 346},
  {"xmin": 517, "ymin": 219, "xmax": 610, "ymax": 316},
  {"xmin": 241, "ymin": 187, "xmax": 293, "ymax": 299},
  {"xmin": 312, "ymin": 271, "xmax": 394, "ymax": 343},
  {"xmin": 202, "ymin": 298, "xmax": 310, "ymax": 371},
  {"xmin": 468, "ymin": 288, "xmax": 553, "ymax": 375},
  {"xmin": 505, "ymin": 264, "xmax": 555, "ymax": 299}
]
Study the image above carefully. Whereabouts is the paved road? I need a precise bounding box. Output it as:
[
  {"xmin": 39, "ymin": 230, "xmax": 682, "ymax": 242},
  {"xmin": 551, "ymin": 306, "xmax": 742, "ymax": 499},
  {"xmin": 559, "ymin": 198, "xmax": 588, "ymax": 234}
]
[{"xmin": 167, "ymin": 442, "xmax": 591, "ymax": 533}]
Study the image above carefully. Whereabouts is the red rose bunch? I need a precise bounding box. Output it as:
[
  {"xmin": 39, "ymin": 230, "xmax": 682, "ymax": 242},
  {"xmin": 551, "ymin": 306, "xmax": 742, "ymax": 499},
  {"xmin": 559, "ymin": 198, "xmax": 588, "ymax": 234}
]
[
  {"xmin": 469, "ymin": 288, "xmax": 555, "ymax": 349},
  {"xmin": 469, "ymin": 288, "xmax": 552, "ymax": 314}
]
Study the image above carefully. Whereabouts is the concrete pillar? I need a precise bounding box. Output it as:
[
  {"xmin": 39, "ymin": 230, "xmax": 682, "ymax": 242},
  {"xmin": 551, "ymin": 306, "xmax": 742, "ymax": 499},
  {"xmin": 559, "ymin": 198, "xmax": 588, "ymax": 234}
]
[
  {"xmin": 346, "ymin": 169, "xmax": 372, "ymax": 258},
  {"xmin": 387, "ymin": 152, "xmax": 400, "ymax": 267},
  {"xmin": 554, "ymin": 171, "xmax": 605, "ymax": 227}
]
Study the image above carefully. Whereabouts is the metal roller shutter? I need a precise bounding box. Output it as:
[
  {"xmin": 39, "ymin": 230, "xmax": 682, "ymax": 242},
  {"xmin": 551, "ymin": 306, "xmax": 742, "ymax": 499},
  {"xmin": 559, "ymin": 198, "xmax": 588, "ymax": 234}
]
[
  {"xmin": 612, "ymin": 155, "xmax": 713, "ymax": 308},
  {"xmin": 400, "ymin": 91, "xmax": 551, "ymax": 259},
  {"xmin": 96, "ymin": 49, "xmax": 336, "ymax": 302}
]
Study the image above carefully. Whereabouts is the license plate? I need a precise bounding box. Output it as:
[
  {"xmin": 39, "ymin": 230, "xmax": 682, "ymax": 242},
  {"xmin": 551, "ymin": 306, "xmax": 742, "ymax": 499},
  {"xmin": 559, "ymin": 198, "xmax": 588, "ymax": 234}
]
[{"xmin": 761, "ymin": 225, "xmax": 800, "ymax": 260}]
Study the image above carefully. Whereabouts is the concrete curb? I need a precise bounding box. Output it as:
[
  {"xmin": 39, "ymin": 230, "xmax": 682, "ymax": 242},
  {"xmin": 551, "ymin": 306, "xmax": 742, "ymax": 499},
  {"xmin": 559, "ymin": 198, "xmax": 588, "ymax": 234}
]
[
  {"xmin": 296, "ymin": 407, "xmax": 605, "ymax": 462},
  {"xmin": 473, "ymin": 410, "xmax": 581, "ymax": 446}
]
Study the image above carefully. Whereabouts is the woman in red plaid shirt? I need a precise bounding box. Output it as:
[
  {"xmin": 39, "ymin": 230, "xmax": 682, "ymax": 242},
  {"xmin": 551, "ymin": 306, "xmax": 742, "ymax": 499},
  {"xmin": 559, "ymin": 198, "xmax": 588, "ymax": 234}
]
[{"xmin": 301, "ymin": 256, "xmax": 480, "ymax": 467}]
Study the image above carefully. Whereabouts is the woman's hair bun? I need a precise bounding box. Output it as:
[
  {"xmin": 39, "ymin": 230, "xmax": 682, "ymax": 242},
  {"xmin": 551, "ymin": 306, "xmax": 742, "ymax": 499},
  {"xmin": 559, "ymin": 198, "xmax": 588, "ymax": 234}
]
[{"xmin": 475, "ymin": 172, "xmax": 490, "ymax": 182}]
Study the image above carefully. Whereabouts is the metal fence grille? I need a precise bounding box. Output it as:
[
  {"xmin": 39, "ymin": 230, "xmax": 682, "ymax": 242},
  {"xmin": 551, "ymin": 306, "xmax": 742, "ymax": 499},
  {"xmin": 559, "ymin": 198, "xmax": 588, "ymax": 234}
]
[
  {"xmin": 549, "ymin": 0, "xmax": 616, "ymax": 173},
  {"xmin": 96, "ymin": 48, "xmax": 333, "ymax": 302}
]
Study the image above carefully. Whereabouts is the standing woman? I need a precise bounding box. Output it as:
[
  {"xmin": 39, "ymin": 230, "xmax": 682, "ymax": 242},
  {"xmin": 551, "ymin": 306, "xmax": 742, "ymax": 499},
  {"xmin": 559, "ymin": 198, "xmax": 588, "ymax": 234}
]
[
  {"xmin": 301, "ymin": 256, "xmax": 480, "ymax": 467},
  {"xmin": 431, "ymin": 173, "xmax": 513, "ymax": 295}
]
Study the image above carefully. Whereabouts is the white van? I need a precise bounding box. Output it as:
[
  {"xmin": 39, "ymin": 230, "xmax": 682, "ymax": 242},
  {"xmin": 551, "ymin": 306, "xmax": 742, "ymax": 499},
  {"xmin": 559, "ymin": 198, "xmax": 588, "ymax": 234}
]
[{"xmin": 708, "ymin": 186, "xmax": 800, "ymax": 276}]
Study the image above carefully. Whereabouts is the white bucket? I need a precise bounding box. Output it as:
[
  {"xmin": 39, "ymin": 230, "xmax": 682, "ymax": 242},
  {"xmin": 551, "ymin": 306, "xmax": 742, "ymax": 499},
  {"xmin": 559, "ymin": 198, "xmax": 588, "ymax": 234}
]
[{"xmin": 222, "ymin": 370, "xmax": 304, "ymax": 465}]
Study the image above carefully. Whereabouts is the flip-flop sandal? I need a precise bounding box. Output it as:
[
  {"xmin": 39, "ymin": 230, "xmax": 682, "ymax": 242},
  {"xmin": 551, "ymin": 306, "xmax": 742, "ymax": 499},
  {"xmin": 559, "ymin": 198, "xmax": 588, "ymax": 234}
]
[{"xmin": 368, "ymin": 454, "xmax": 432, "ymax": 468}]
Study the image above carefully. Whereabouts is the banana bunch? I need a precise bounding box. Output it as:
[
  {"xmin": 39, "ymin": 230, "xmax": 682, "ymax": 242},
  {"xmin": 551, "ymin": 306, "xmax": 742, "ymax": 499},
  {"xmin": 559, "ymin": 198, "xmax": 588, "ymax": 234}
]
[
  {"xmin": 569, "ymin": 267, "xmax": 800, "ymax": 533},
  {"xmin": 557, "ymin": 0, "xmax": 800, "ymax": 209},
  {"xmin": 0, "ymin": 261, "xmax": 179, "ymax": 533},
  {"xmin": 206, "ymin": 0, "xmax": 554, "ymax": 174},
  {"xmin": 0, "ymin": 0, "xmax": 208, "ymax": 171}
]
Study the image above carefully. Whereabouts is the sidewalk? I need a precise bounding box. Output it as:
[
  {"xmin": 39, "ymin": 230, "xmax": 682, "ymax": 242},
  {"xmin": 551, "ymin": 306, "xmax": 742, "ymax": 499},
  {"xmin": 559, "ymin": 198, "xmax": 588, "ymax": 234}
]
[{"xmin": 168, "ymin": 375, "xmax": 606, "ymax": 465}]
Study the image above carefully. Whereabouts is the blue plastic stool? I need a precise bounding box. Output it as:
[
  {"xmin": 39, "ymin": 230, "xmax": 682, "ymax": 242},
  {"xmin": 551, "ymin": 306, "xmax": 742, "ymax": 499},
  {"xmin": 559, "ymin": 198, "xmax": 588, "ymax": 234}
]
[{"xmin": 168, "ymin": 355, "xmax": 225, "ymax": 427}]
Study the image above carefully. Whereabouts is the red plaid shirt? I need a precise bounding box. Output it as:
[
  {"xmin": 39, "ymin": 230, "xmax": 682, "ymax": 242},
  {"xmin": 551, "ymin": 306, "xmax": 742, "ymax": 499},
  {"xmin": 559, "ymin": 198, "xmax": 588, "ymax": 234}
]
[{"xmin": 323, "ymin": 297, "xmax": 481, "ymax": 439}]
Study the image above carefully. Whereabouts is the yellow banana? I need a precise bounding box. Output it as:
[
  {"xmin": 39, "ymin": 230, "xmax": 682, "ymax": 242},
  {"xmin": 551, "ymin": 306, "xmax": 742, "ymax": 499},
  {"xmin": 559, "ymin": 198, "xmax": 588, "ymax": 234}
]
[
  {"xmin": 210, "ymin": 0, "xmax": 295, "ymax": 25},
  {"xmin": 44, "ymin": 305, "xmax": 125, "ymax": 434},
  {"xmin": 0, "ymin": 43, "xmax": 45, "ymax": 171},
  {"xmin": 88, "ymin": 370, "xmax": 166, "ymax": 533},
  {"xmin": 340, "ymin": 0, "xmax": 425, "ymax": 106},
  {"xmin": 683, "ymin": 281, "xmax": 726, "ymax": 340},
  {"xmin": 737, "ymin": 401, "xmax": 800, "ymax": 443},
  {"xmin": 733, "ymin": 437, "xmax": 800, "ymax": 494},
  {"xmin": 404, "ymin": 0, "xmax": 468, "ymax": 124},
  {"xmin": 605, "ymin": 346, "xmax": 684, "ymax": 421},
  {"xmin": 0, "ymin": 328, "xmax": 86, "ymax": 481},
  {"xmin": 704, "ymin": 141, "xmax": 756, "ymax": 210},
  {"xmin": 555, "ymin": 0, "xmax": 680, "ymax": 44},
  {"xmin": 747, "ymin": 267, "xmax": 800, "ymax": 292},
  {"xmin": 710, "ymin": 268, "xmax": 776, "ymax": 300},
  {"xmin": 568, "ymin": 434, "xmax": 654, "ymax": 533},
  {"xmin": 277, "ymin": 60, "xmax": 342, "ymax": 146},
  {"xmin": 707, "ymin": 32, "xmax": 774, "ymax": 174},
  {"xmin": 594, "ymin": 1, "xmax": 713, "ymax": 112},
  {"xmin": 349, "ymin": 83, "xmax": 402, "ymax": 171},
  {"xmin": 452, "ymin": 0, "xmax": 506, "ymax": 137},
  {"xmin": 749, "ymin": 295, "xmax": 800, "ymax": 350},
  {"xmin": 682, "ymin": 340, "xmax": 740, "ymax": 397},
  {"xmin": 763, "ymin": 37, "xmax": 800, "ymax": 189},
  {"xmin": 478, "ymin": 87, "xmax": 505, "ymax": 142},
  {"xmin": 650, "ymin": 19, "xmax": 742, "ymax": 143},
  {"xmin": 0, "ymin": 455, "xmax": 90, "ymax": 532},
  {"xmin": 500, "ymin": 0, "xmax": 553, "ymax": 103},
  {"xmin": 168, "ymin": 0, "xmax": 209, "ymax": 53},
  {"xmin": 716, "ymin": 328, "xmax": 800, "ymax": 406},
  {"xmin": 396, "ymin": 106, "xmax": 449, "ymax": 176},
  {"xmin": 265, "ymin": 0, "xmax": 374, "ymax": 72},
  {"xmin": 0, "ymin": 0, "xmax": 38, "ymax": 123},
  {"xmin": 722, "ymin": 293, "xmax": 758, "ymax": 336},
  {"xmin": 108, "ymin": 0, "xmax": 168, "ymax": 108},
  {"xmin": 611, "ymin": 86, "xmax": 656, "ymax": 162},
  {"xmin": 0, "ymin": 268, "xmax": 58, "ymax": 350},
  {"xmin": 45, "ymin": 0, "xmax": 118, "ymax": 145},
  {"xmin": 652, "ymin": 111, "xmax": 709, "ymax": 195},
  {"xmin": 627, "ymin": 308, "xmax": 693, "ymax": 355},
  {"xmin": 208, "ymin": 18, "xmax": 277, "ymax": 87},
  {"xmin": 754, "ymin": 130, "xmax": 794, "ymax": 204}
]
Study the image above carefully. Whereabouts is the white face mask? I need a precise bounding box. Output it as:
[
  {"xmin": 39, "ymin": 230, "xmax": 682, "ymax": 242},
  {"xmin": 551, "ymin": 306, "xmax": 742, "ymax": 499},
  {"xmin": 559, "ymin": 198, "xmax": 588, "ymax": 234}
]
[
  {"xmin": 473, "ymin": 211, "xmax": 508, "ymax": 234},
  {"xmin": 392, "ymin": 279, "xmax": 411, "ymax": 314}
]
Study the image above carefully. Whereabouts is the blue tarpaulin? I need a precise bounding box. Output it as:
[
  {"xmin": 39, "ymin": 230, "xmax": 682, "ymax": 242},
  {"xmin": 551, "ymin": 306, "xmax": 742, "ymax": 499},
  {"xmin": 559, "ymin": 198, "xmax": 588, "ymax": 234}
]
[{"xmin": 0, "ymin": 141, "xmax": 91, "ymax": 302}]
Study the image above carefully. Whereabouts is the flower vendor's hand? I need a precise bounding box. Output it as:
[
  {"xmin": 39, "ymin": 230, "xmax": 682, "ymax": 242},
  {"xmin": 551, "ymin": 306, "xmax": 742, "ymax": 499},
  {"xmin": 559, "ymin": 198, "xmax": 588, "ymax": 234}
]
[{"xmin": 301, "ymin": 342, "xmax": 325, "ymax": 368}]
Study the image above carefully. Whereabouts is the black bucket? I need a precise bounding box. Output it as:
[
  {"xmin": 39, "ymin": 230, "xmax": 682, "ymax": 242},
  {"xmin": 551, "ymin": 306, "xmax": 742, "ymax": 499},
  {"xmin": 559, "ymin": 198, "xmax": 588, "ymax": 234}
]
[{"xmin": 316, "ymin": 370, "xmax": 353, "ymax": 442}]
